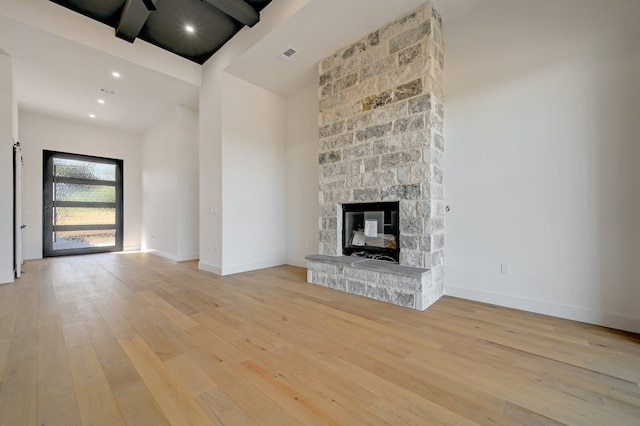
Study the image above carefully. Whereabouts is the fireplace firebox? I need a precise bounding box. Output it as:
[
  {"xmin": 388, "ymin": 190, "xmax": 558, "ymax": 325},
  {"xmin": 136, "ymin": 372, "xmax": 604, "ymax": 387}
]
[{"xmin": 342, "ymin": 202, "xmax": 400, "ymax": 262}]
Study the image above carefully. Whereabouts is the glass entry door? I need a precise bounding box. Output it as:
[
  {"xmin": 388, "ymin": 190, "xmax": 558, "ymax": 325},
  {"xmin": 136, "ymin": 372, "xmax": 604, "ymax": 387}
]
[{"xmin": 43, "ymin": 151, "xmax": 123, "ymax": 257}]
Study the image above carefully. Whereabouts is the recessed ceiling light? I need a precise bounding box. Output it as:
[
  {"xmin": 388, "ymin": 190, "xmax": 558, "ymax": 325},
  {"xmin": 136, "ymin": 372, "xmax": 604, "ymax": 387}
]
[
  {"xmin": 185, "ymin": 25, "xmax": 195, "ymax": 33},
  {"xmin": 112, "ymin": 71, "xmax": 121, "ymax": 78},
  {"xmin": 89, "ymin": 114, "xmax": 96, "ymax": 118},
  {"xmin": 98, "ymin": 99, "xmax": 105, "ymax": 104}
]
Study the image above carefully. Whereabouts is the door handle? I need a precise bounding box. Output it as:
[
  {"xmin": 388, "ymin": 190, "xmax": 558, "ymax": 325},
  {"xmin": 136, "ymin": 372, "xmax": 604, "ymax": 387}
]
[{"xmin": 20, "ymin": 225, "xmax": 27, "ymax": 229}]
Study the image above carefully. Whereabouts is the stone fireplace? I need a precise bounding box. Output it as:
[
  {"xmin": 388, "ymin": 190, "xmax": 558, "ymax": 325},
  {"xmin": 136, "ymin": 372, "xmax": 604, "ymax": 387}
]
[{"xmin": 307, "ymin": 2, "xmax": 445, "ymax": 311}]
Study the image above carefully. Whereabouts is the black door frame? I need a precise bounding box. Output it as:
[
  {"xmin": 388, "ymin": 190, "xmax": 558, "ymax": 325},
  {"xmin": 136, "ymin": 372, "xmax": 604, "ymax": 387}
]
[{"xmin": 43, "ymin": 150, "xmax": 124, "ymax": 257}]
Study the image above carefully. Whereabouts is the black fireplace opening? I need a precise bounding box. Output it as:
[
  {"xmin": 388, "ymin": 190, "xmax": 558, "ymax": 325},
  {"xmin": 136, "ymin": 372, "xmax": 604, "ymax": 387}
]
[{"xmin": 342, "ymin": 201, "xmax": 400, "ymax": 262}]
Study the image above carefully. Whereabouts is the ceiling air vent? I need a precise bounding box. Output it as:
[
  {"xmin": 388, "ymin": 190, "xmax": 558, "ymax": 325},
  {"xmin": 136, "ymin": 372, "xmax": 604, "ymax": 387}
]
[
  {"xmin": 99, "ymin": 88, "xmax": 116, "ymax": 95},
  {"xmin": 280, "ymin": 47, "xmax": 297, "ymax": 60}
]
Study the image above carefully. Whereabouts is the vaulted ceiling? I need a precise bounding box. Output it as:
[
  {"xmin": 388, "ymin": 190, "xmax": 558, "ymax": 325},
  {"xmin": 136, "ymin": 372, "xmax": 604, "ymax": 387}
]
[{"xmin": 49, "ymin": 0, "xmax": 273, "ymax": 64}]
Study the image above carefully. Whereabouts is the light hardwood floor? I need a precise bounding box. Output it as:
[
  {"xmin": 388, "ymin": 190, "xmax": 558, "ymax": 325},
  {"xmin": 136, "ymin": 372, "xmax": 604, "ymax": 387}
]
[{"xmin": 0, "ymin": 253, "xmax": 638, "ymax": 425}]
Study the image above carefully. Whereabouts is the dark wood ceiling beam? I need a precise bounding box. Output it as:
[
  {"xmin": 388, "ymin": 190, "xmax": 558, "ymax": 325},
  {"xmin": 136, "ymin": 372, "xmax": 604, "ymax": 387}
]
[
  {"xmin": 203, "ymin": 0, "xmax": 259, "ymax": 27},
  {"xmin": 116, "ymin": 0, "xmax": 158, "ymax": 43}
]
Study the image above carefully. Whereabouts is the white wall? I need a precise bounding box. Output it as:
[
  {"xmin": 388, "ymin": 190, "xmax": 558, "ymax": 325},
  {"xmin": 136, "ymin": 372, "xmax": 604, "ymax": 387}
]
[
  {"xmin": 141, "ymin": 106, "xmax": 199, "ymax": 261},
  {"xmin": 443, "ymin": 0, "xmax": 640, "ymax": 332},
  {"xmin": 18, "ymin": 110, "xmax": 142, "ymax": 259},
  {"xmin": 220, "ymin": 74, "xmax": 287, "ymax": 274},
  {"xmin": 285, "ymin": 85, "xmax": 319, "ymax": 267},
  {"xmin": 141, "ymin": 112, "xmax": 178, "ymax": 258},
  {"xmin": 176, "ymin": 107, "xmax": 199, "ymax": 260},
  {"xmin": 198, "ymin": 0, "xmax": 307, "ymax": 275},
  {"xmin": 0, "ymin": 54, "xmax": 15, "ymax": 284}
]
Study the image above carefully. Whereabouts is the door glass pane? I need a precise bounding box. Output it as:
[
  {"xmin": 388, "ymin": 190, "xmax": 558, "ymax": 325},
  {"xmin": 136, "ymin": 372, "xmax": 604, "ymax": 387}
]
[
  {"xmin": 44, "ymin": 151, "xmax": 123, "ymax": 257},
  {"xmin": 55, "ymin": 183, "xmax": 116, "ymax": 203},
  {"xmin": 53, "ymin": 158, "xmax": 116, "ymax": 181},
  {"xmin": 54, "ymin": 207, "xmax": 116, "ymax": 226},
  {"xmin": 53, "ymin": 230, "xmax": 116, "ymax": 250}
]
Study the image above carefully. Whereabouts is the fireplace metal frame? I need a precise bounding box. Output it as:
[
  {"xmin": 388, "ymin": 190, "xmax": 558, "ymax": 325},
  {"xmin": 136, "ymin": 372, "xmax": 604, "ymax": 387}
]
[{"xmin": 341, "ymin": 201, "xmax": 400, "ymax": 262}]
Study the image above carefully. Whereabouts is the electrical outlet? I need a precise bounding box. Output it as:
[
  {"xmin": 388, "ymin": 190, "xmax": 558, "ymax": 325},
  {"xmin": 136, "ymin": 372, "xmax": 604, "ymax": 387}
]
[
  {"xmin": 304, "ymin": 242, "xmax": 310, "ymax": 249},
  {"xmin": 501, "ymin": 263, "xmax": 511, "ymax": 274}
]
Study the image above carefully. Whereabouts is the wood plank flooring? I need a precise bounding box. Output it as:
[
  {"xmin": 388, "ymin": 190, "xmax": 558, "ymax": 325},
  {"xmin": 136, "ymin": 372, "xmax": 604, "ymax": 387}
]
[{"xmin": 0, "ymin": 252, "xmax": 638, "ymax": 425}]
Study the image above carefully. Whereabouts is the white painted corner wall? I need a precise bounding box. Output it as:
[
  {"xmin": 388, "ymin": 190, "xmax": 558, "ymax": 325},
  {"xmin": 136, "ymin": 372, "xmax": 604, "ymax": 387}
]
[
  {"xmin": 142, "ymin": 105, "xmax": 199, "ymax": 262},
  {"xmin": 285, "ymin": 85, "xmax": 319, "ymax": 268},
  {"xmin": 142, "ymin": 114, "xmax": 177, "ymax": 259},
  {"xmin": 220, "ymin": 73, "xmax": 287, "ymax": 275},
  {"xmin": 198, "ymin": 79, "xmax": 318, "ymax": 276},
  {"xmin": 0, "ymin": 54, "xmax": 15, "ymax": 284},
  {"xmin": 177, "ymin": 107, "xmax": 200, "ymax": 261},
  {"xmin": 443, "ymin": 0, "xmax": 640, "ymax": 333},
  {"xmin": 18, "ymin": 110, "xmax": 143, "ymax": 259}
]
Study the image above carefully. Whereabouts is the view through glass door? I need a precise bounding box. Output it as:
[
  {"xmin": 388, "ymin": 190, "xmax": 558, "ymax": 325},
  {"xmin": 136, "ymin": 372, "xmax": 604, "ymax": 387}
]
[{"xmin": 43, "ymin": 151, "xmax": 123, "ymax": 257}]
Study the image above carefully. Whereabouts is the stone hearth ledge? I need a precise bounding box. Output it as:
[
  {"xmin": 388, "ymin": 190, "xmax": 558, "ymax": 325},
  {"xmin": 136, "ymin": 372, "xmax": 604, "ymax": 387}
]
[{"xmin": 305, "ymin": 254, "xmax": 440, "ymax": 311}]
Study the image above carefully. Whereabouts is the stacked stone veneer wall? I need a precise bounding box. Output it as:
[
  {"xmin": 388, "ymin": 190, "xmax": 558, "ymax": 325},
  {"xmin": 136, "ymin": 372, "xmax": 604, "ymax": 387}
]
[{"xmin": 308, "ymin": 2, "xmax": 445, "ymax": 310}]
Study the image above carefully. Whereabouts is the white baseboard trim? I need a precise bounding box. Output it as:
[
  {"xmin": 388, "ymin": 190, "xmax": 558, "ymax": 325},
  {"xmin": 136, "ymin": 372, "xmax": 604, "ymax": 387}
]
[
  {"xmin": 123, "ymin": 245, "xmax": 141, "ymax": 252},
  {"xmin": 446, "ymin": 285, "xmax": 640, "ymax": 334},
  {"xmin": 147, "ymin": 249, "xmax": 179, "ymax": 263},
  {"xmin": 286, "ymin": 258, "xmax": 308, "ymax": 268},
  {"xmin": 146, "ymin": 250, "xmax": 197, "ymax": 263},
  {"xmin": 221, "ymin": 259, "xmax": 287, "ymax": 276},
  {"xmin": 176, "ymin": 253, "xmax": 198, "ymax": 262},
  {"xmin": 198, "ymin": 261, "xmax": 222, "ymax": 276}
]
